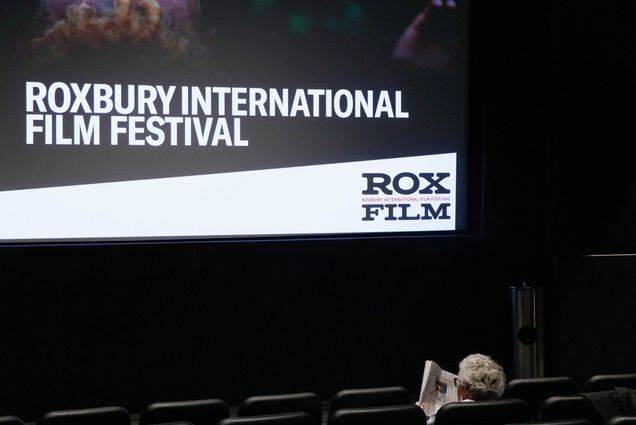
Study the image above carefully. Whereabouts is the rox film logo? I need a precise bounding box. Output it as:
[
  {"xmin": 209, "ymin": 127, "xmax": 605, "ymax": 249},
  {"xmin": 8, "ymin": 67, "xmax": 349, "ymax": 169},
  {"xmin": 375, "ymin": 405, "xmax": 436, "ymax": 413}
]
[{"xmin": 361, "ymin": 172, "xmax": 452, "ymax": 221}]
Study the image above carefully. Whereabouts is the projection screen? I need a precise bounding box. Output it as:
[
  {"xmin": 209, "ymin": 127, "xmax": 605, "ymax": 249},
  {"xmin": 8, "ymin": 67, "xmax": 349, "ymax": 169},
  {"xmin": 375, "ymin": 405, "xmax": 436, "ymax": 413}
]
[{"xmin": 0, "ymin": 0, "xmax": 470, "ymax": 242}]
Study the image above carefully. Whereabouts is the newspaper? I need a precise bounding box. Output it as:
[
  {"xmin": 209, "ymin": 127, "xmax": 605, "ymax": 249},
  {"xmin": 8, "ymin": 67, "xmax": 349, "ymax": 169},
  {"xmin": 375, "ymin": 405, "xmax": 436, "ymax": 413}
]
[{"xmin": 418, "ymin": 360, "xmax": 459, "ymax": 418}]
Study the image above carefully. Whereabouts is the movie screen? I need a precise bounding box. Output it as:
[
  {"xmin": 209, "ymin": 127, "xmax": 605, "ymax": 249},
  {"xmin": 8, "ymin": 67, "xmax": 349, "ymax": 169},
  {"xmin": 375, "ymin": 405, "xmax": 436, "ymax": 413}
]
[{"xmin": 0, "ymin": 0, "xmax": 469, "ymax": 242}]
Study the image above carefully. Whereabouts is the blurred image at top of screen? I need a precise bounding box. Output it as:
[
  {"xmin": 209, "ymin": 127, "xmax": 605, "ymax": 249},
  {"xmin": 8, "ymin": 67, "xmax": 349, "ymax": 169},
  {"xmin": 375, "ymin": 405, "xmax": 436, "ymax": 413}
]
[
  {"xmin": 32, "ymin": 0, "xmax": 202, "ymax": 66},
  {"xmin": 29, "ymin": 1, "xmax": 465, "ymax": 72}
]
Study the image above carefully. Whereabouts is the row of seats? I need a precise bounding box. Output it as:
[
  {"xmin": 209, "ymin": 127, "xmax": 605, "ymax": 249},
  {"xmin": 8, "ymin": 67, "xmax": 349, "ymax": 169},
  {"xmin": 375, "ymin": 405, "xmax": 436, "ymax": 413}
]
[
  {"xmin": 504, "ymin": 374, "xmax": 636, "ymax": 412},
  {"xmin": 1, "ymin": 374, "xmax": 634, "ymax": 425},
  {"xmin": 502, "ymin": 374, "xmax": 636, "ymax": 420},
  {"xmin": 4, "ymin": 402, "xmax": 633, "ymax": 425},
  {"xmin": 0, "ymin": 387, "xmax": 414, "ymax": 425}
]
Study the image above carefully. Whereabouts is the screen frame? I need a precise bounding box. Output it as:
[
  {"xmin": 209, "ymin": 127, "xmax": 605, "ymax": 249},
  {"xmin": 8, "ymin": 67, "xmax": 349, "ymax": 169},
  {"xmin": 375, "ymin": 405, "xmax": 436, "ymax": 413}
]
[{"xmin": 0, "ymin": 0, "xmax": 484, "ymax": 247}]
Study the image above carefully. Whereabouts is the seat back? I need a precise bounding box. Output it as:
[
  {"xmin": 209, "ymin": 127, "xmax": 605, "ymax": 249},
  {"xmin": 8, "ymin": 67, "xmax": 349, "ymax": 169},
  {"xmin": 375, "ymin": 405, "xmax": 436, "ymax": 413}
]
[
  {"xmin": 219, "ymin": 412, "xmax": 316, "ymax": 425},
  {"xmin": 238, "ymin": 393, "xmax": 322, "ymax": 425},
  {"xmin": 504, "ymin": 377, "xmax": 579, "ymax": 416},
  {"xmin": 330, "ymin": 405, "xmax": 426, "ymax": 425},
  {"xmin": 506, "ymin": 420, "xmax": 593, "ymax": 425},
  {"xmin": 142, "ymin": 422, "xmax": 193, "ymax": 425},
  {"xmin": 607, "ymin": 417, "xmax": 636, "ymax": 425},
  {"xmin": 0, "ymin": 417, "xmax": 24, "ymax": 425},
  {"xmin": 584, "ymin": 374, "xmax": 636, "ymax": 392},
  {"xmin": 328, "ymin": 386, "xmax": 410, "ymax": 424},
  {"xmin": 434, "ymin": 399, "xmax": 532, "ymax": 425},
  {"xmin": 539, "ymin": 396, "xmax": 591, "ymax": 422},
  {"xmin": 139, "ymin": 399, "xmax": 229, "ymax": 425},
  {"xmin": 37, "ymin": 406, "xmax": 130, "ymax": 425}
]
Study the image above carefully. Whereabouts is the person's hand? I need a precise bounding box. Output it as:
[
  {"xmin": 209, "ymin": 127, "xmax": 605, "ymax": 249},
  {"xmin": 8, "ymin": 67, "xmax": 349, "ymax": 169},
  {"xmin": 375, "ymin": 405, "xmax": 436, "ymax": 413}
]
[{"xmin": 393, "ymin": 0, "xmax": 461, "ymax": 72}]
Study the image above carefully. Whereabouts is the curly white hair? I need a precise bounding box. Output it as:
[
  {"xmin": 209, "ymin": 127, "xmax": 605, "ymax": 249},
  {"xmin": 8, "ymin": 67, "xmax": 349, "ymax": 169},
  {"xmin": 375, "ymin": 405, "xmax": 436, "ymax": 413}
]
[{"xmin": 457, "ymin": 353, "xmax": 506, "ymax": 400}]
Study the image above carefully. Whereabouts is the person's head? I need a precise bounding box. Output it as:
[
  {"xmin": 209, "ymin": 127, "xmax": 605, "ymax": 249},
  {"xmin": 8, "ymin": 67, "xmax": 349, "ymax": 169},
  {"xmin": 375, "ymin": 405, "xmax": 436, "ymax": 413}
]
[{"xmin": 456, "ymin": 353, "xmax": 506, "ymax": 401}]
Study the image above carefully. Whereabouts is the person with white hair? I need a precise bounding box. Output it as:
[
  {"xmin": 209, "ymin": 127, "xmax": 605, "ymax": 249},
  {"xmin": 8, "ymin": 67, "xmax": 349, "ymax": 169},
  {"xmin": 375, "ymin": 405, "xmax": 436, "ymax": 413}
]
[
  {"xmin": 419, "ymin": 353, "xmax": 506, "ymax": 424},
  {"xmin": 456, "ymin": 353, "xmax": 507, "ymax": 401}
]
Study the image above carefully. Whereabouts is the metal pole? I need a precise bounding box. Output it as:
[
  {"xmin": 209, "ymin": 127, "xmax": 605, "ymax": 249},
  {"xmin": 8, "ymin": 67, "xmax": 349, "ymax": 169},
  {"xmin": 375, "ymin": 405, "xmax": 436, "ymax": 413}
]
[{"xmin": 510, "ymin": 284, "xmax": 544, "ymax": 378}]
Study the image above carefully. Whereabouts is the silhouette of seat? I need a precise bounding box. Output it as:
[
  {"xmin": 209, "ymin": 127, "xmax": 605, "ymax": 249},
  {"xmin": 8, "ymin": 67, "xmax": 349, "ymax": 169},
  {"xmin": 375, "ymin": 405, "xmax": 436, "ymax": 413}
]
[
  {"xmin": 139, "ymin": 399, "xmax": 229, "ymax": 425},
  {"xmin": 238, "ymin": 393, "xmax": 322, "ymax": 425},
  {"xmin": 219, "ymin": 412, "xmax": 316, "ymax": 425},
  {"xmin": 0, "ymin": 417, "xmax": 24, "ymax": 425},
  {"xmin": 141, "ymin": 422, "xmax": 193, "ymax": 425},
  {"xmin": 506, "ymin": 420, "xmax": 593, "ymax": 425},
  {"xmin": 434, "ymin": 398, "xmax": 532, "ymax": 425},
  {"xmin": 539, "ymin": 396, "xmax": 591, "ymax": 422},
  {"xmin": 327, "ymin": 386, "xmax": 410, "ymax": 424},
  {"xmin": 37, "ymin": 406, "xmax": 130, "ymax": 425},
  {"xmin": 607, "ymin": 417, "xmax": 636, "ymax": 425},
  {"xmin": 330, "ymin": 405, "xmax": 426, "ymax": 425},
  {"xmin": 584, "ymin": 375, "xmax": 636, "ymax": 392},
  {"xmin": 504, "ymin": 377, "xmax": 579, "ymax": 416}
]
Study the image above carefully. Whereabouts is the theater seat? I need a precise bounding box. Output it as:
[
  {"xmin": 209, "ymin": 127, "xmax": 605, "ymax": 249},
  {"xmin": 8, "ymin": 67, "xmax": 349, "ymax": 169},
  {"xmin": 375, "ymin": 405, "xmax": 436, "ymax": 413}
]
[
  {"xmin": 0, "ymin": 417, "xmax": 24, "ymax": 425},
  {"xmin": 37, "ymin": 406, "xmax": 130, "ymax": 425},
  {"xmin": 142, "ymin": 422, "xmax": 193, "ymax": 425},
  {"xmin": 139, "ymin": 399, "xmax": 229, "ymax": 425},
  {"xmin": 584, "ymin": 375, "xmax": 636, "ymax": 392},
  {"xmin": 539, "ymin": 396, "xmax": 591, "ymax": 422},
  {"xmin": 238, "ymin": 393, "xmax": 322, "ymax": 425},
  {"xmin": 504, "ymin": 377, "xmax": 579, "ymax": 416},
  {"xmin": 434, "ymin": 399, "xmax": 532, "ymax": 425},
  {"xmin": 219, "ymin": 412, "xmax": 316, "ymax": 425},
  {"xmin": 330, "ymin": 405, "xmax": 426, "ymax": 425},
  {"xmin": 506, "ymin": 420, "xmax": 593, "ymax": 425},
  {"xmin": 327, "ymin": 386, "xmax": 410, "ymax": 424},
  {"xmin": 607, "ymin": 417, "xmax": 636, "ymax": 425}
]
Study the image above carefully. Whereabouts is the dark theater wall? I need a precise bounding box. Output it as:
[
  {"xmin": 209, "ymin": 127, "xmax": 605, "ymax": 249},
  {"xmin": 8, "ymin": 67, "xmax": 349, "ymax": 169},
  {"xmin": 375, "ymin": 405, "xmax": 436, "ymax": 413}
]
[
  {"xmin": 547, "ymin": 2, "xmax": 636, "ymax": 383},
  {"xmin": 0, "ymin": 237, "xmax": 517, "ymax": 419}
]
